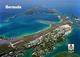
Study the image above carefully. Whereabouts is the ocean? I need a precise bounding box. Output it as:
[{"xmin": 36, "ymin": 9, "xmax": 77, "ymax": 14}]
[{"xmin": 0, "ymin": 0, "xmax": 80, "ymax": 57}]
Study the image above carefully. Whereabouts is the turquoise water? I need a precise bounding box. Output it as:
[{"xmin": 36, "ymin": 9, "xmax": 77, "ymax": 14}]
[
  {"xmin": 0, "ymin": 0, "xmax": 80, "ymax": 57},
  {"xmin": 0, "ymin": 14, "xmax": 59, "ymax": 38}
]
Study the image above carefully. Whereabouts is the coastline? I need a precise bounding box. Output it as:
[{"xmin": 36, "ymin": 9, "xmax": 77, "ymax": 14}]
[
  {"xmin": 17, "ymin": 24, "xmax": 51, "ymax": 39},
  {"xmin": 0, "ymin": 19, "xmax": 61, "ymax": 40},
  {"xmin": 16, "ymin": 19, "xmax": 60, "ymax": 39}
]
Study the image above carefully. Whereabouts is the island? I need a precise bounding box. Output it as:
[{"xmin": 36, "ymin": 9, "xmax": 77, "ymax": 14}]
[{"xmin": 0, "ymin": 16, "xmax": 72, "ymax": 57}]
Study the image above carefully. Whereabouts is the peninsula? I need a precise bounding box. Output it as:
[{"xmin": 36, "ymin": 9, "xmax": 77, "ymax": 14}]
[{"xmin": 0, "ymin": 16, "xmax": 72, "ymax": 57}]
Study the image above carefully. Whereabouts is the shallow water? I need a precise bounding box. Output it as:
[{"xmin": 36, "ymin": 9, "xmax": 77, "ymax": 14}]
[{"xmin": 0, "ymin": 0, "xmax": 80, "ymax": 57}]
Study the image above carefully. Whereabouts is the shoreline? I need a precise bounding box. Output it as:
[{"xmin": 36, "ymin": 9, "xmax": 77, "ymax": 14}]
[
  {"xmin": 18, "ymin": 19, "xmax": 60, "ymax": 39},
  {"xmin": 17, "ymin": 24, "xmax": 51, "ymax": 39},
  {"xmin": 1, "ymin": 19, "xmax": 54, "ymax": 40},
  {"xmin": 0, "ymin": 18, "xmax": 62, "ymax": 41}
]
